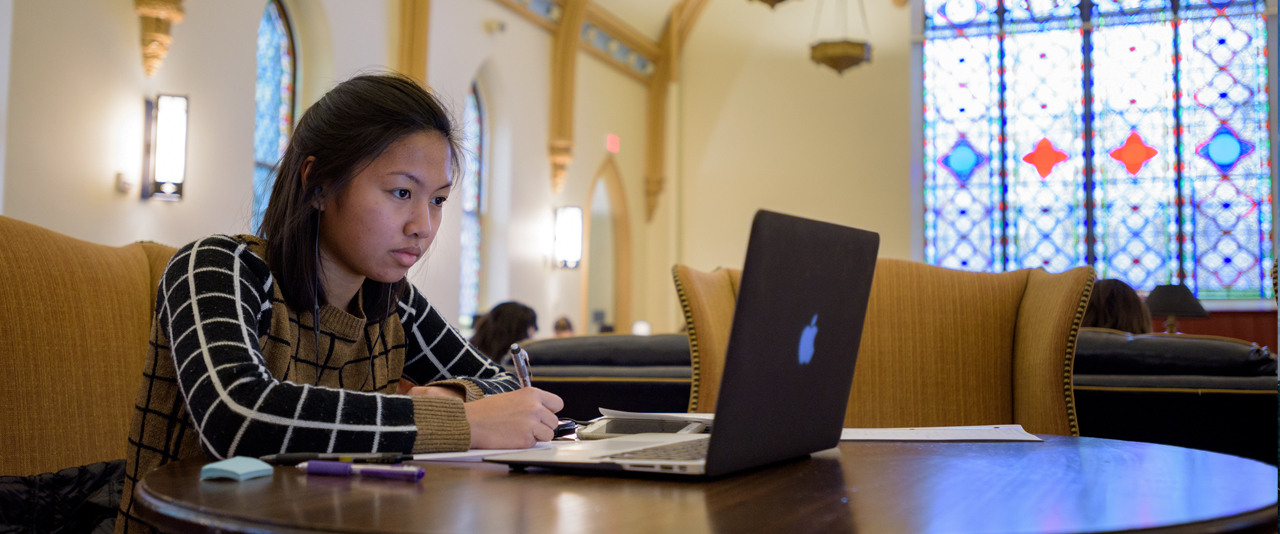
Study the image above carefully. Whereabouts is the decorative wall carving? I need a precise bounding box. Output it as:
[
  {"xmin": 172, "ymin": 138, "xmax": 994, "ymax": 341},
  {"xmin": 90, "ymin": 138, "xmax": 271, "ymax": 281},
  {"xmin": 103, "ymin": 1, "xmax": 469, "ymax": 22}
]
[
  {"xmin": 134, "ymin": 0, "xmax": 184, "ymax": 77},
  {"xmin": 549, "ymin": 0, "xmax": 588, "ymax": 193}
]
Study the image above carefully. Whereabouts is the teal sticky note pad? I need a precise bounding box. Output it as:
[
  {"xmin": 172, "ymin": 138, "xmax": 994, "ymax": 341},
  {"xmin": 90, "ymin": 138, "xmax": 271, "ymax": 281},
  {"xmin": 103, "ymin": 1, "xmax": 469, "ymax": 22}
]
[{"xmin": 200, "ymin": 456, "xmax": 274, "ymax": 481}]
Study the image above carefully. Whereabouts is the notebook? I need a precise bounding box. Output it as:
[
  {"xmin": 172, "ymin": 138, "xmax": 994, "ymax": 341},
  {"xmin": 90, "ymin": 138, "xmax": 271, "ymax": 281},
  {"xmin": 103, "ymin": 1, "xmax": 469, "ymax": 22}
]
[{"xmin": 485, "ymin": 210, "xmax": 880, "ymax": 477}]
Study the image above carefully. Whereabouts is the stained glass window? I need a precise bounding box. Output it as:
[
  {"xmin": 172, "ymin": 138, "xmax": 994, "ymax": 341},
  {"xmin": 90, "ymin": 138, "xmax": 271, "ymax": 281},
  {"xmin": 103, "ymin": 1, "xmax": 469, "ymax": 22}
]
[
  {"xmin": 923, "ymin": 0, "xmax": 1273, "ymax": 299},
  {"xmin": 252, "ymin": 0, "xmax": 294, "ymax": 233},
  {"xmin": 458, "ymin": 83, "xmax": 484, "ymax": 331}
]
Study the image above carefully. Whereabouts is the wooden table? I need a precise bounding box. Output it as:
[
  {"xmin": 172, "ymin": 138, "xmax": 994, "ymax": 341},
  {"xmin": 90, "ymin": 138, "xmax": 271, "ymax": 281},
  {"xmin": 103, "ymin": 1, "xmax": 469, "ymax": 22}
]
[{"xmin": 134, "ymin": 436, "xmax": 1278, "ymax": 533}]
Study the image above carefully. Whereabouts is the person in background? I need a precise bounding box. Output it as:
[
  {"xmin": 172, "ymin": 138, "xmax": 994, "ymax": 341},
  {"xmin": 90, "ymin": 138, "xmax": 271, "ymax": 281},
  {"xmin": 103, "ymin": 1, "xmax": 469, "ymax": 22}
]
[
  {"xmin": 470, "ymin": 301, "xmax": 539, "ymax": 363},
  {"xmin": 553, "ymin": 316, "xmax": 574, "ymax": 338},
  {"xmin": 1081, "ymin": 279, "xmax": 1153, "ymax": 334}
]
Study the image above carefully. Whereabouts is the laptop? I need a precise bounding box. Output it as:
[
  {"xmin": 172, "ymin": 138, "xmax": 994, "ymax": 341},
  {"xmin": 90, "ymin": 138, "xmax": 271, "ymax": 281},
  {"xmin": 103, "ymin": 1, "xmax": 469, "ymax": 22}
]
[{"xmin": 485, "ymin": 210, "xmax": 880, "ymax": 477}]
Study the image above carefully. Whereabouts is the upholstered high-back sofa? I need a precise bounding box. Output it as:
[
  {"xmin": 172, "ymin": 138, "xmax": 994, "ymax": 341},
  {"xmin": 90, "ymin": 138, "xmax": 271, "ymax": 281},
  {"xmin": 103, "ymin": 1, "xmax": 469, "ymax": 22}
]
[
  {"xmin": 673, "ymin": 259, "xmax": 1095, "ymax": 436},
  {"xmin": 0, "ymin": 215, "xmax": 176, "ymax": 477}
]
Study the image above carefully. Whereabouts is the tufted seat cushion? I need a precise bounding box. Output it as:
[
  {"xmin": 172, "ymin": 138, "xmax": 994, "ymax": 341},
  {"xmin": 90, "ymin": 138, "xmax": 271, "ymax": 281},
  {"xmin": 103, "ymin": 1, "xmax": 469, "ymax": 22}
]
[{"xmin": 1075, "ymin": 327, "xmax": 1276, "ymax": 376}]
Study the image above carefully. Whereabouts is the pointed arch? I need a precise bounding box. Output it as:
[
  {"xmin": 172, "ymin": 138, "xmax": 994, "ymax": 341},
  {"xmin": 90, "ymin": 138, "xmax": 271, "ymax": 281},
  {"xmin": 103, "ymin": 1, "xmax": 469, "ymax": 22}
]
[{"xmin": 581, "ymin": 154, "xmax": 633, "ymax": 332}]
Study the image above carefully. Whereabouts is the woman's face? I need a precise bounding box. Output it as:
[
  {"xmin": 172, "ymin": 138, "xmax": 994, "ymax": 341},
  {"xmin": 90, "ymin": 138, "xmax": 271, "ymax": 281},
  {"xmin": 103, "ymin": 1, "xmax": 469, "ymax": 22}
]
[{"xmin": 318, "ymin": 131, "xmax": 452, "ymax": 287}]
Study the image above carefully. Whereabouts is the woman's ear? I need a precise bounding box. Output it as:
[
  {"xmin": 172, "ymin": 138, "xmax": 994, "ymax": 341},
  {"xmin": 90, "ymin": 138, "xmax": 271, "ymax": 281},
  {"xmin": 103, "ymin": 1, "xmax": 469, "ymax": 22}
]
[{"xmin": 299, "ymin": 156, "xmax": 322, "ymax": 209}]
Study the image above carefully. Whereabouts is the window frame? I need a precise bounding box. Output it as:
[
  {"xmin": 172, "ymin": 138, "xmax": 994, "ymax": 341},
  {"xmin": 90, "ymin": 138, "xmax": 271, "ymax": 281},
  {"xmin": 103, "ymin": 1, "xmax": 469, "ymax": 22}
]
[{"xmin": 252, "ymin": 0, "xmax": 297, "ymax": 232}]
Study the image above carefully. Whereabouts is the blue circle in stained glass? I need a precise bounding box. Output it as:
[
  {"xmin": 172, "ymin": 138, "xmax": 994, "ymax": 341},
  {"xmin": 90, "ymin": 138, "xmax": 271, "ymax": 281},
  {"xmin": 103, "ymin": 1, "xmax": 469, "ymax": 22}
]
[
  {"xmin": 947, "ymin": 144, "xmax": 980, "ymax": 179},
  {"xmin": 1224, "ymin": 257, "xmax": 1232, "ymax": 264},
  {"xmin": 940, "ymin": 136, "xmax": 989, "ymax": 183},
  {"xmin": 1196, "ymin": 124, "xmax": 1255, "ymax": 175},
  {"xmin": 1207, "ymin": 133, "xmax": 1242, "ymax": 166}
]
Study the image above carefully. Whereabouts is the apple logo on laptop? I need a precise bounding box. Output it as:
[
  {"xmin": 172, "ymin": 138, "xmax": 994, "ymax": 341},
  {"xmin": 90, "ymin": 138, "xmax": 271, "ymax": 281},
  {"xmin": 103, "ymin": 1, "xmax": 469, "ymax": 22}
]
[{"xmin": 798, "ymin": 315, "xmax": 818, "ymax": 365}]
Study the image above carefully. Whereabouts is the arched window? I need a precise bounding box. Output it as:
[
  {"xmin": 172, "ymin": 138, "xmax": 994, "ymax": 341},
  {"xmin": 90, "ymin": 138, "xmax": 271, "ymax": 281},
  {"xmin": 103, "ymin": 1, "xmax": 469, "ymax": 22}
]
[
  {"xmin": 459, "ymin": 82, "xmax": 484, "ymax": 331},
  {"xmin": 252, "ymin": 0, "xmax": 295, "ymax": 233},
  {"xmin": 922, "ymin": 0, "xmax": 1272, "ymax": 299}
]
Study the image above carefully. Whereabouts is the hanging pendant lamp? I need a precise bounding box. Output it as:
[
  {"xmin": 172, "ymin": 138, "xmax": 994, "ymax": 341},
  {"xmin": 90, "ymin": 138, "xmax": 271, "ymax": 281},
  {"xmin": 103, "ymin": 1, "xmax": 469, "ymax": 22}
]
[
  {"xmin": 809, "ymin": 0, "xmax": 873, "ymax": 74},
  {"xmin": 811, "ymin": 40, "xmax": 872, "ymax": 74}
]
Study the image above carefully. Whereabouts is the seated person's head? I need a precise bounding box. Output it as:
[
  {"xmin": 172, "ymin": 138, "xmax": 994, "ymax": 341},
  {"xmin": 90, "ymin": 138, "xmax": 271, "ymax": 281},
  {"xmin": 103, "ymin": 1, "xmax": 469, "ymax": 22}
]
[
  {"xmin": 470, "ymin": 302, "xmax": 538, "ymax": 362},
  {"xmin": 553, "ymin": 316, "xmax": 574, "ymax": 337},
  {"xmin": 1082, "ymin": 279, "xmax": 1152, "ymax": 334}
]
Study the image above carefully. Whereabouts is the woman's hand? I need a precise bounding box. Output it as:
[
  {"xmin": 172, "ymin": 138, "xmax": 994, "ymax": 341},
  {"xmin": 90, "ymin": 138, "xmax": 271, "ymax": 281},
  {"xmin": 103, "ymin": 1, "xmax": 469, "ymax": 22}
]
[{"xmin": 464, "ymin": 388, "xmax": 564, "ymax": 449}]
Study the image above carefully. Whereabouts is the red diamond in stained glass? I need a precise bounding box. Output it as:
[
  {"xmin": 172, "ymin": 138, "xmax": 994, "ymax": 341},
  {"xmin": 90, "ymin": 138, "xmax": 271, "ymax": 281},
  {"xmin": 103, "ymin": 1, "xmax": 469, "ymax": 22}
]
[
  {"xmin": 1022, "ymin": 138, "xmax": 1068, "ymax": 178},
  {"xmin": 1109, "ymin": 131, "xmax": 1158, "ymax": 175}
]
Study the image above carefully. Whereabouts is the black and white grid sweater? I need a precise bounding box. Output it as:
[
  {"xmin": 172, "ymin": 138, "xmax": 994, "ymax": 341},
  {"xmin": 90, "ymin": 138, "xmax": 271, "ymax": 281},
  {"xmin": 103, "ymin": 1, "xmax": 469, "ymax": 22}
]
[{"xmin": 116, "ymin": 234, "xmax": 519, "ymax": 533}]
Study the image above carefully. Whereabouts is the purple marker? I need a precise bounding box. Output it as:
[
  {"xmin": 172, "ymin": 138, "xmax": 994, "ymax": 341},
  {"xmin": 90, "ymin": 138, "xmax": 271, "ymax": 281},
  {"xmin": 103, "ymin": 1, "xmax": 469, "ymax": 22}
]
[{"xmin": 298, "ymin": 460, "xmax": 424, "ymax": 482}]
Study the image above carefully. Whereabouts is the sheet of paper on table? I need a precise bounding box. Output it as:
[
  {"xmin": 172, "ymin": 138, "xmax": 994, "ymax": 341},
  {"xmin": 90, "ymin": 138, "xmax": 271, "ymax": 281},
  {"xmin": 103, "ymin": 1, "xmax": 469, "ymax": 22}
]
[
  {"xmin": 410, "ymin": 441, "xmax": 569, "ymax": 462},
  {"xmin": 597, "ymin": 408, "xmax": 715, "ymax": 423},
  {"xmin": 840, "ymin": 425, "xmax": 1042, "ymax": 442}
]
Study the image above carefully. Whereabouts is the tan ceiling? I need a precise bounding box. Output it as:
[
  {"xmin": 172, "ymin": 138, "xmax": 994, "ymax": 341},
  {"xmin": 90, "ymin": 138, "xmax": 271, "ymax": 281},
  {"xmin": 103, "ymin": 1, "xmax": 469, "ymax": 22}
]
[{"xmin": 590, "ymin": 0, "xmax": 683, "ymax": 42}]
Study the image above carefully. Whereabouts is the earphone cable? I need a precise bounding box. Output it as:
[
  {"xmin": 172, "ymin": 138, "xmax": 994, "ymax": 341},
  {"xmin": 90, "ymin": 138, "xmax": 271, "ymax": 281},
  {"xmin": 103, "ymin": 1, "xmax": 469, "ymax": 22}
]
[{"xmin": 313, "ymin": 208, "xmax": 322, "ymax": 387}]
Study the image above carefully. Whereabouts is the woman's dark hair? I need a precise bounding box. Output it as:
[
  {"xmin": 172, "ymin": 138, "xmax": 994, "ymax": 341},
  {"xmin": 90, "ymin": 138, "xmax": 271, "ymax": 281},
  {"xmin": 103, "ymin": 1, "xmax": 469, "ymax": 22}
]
[
  {"xmin": 1082, "ymin": 279, "xmax": 1153, "ymax": 334},
  {"xmin": 469, "ymin": 302, "xmax": 538, "ymax": 362},
  {"xmin": 257, "ymin": 73, "xmax": 462, "ymax": 321}
]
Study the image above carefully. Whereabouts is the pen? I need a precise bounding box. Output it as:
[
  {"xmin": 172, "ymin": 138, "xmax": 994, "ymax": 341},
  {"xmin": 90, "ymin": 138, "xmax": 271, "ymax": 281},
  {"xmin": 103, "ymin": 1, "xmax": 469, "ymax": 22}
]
[
  {"xmin": 259, "ymin": 452, "xmax": 412, "ymax": 465},
  {"xmin": 298, "ymin": 460, "xmax": 424, "ymax": 481},
  {"xmin": 510, "ymin": 343, "xmax": 532, "ymax": 388}
]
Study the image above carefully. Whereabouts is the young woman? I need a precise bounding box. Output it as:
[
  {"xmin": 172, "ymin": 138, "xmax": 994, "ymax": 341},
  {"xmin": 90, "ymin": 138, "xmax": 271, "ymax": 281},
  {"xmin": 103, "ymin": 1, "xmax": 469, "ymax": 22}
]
[{"xmin": 116, "ymin": 74, "xmax": 562, "ymax": 533}]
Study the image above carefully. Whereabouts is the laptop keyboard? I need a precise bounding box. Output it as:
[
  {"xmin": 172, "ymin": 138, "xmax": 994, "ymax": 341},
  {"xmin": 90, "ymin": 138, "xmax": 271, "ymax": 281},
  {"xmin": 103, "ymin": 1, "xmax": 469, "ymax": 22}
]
[{"xmin": 604, "ymin": 438, "xmax": 709, "ymax": 461}]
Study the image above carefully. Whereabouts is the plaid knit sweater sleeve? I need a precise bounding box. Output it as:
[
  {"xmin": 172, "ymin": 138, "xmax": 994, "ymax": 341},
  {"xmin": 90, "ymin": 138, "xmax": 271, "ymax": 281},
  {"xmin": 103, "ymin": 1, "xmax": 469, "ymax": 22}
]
[
  {"xmin": 159, "ymin": 235, "xmax": 501, "ymax": 458},
  {"xmin": 397, "ymin": 282, "xmax": 521, "ymax": 398}
]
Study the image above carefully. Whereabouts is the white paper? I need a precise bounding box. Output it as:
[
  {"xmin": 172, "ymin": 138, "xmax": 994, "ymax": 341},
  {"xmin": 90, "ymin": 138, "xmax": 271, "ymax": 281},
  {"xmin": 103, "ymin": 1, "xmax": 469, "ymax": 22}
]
[
  {"xmin": 597, "ymin": 408, "xmax": 715, "ymax": 424},
  {"xmin": 840, "ymin": 425, "xmax": 1042, "ymax": 442},
  {"xmin": 410, "ymin": 441, "xmax": 566, "ymax": 462}
]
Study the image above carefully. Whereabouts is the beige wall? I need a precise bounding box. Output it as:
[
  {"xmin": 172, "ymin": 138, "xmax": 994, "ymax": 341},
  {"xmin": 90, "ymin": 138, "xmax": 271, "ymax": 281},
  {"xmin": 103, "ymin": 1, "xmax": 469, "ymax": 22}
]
[
  {"xmin": 677, "ymin": 0, "xmax": 915, "ymax": 273},
  {"xmin": 1, "ymin": 0, "xmax": 394, "ymax": 248},
  {"xmin": 424, "ymin": 0, "xmax": 558, "ymax": 331},
  {"xmin": 563, "ymin": 53, "xmax": 648, "ymax": 332},
  {"xmin": 423, "ymin": 0, "xmax": 655, "ymax": 335}
]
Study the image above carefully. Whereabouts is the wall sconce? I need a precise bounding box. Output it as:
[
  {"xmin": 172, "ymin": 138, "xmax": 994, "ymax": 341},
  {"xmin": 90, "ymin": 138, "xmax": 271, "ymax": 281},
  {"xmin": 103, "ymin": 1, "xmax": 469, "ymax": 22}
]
[
  {"xmin": 141, "ymin": 94, "xmax": 189, "ymax": 201},
  {"xmin": 553, "ymin": 206, "xmax": 583, "ymax": 268}
]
